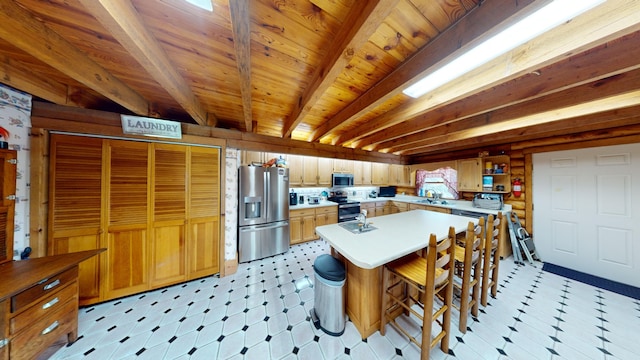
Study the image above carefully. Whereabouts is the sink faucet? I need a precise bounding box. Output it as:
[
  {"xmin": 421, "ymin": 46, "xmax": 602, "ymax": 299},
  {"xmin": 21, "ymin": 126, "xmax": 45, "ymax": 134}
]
[{"xmin": 356, "ymin": 210, "xmax": 368, "ymax": 228}]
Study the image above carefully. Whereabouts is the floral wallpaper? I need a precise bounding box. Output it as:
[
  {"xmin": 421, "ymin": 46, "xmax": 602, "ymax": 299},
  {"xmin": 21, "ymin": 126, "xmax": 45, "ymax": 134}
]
[
  {"xmin": 225, "ymin": 148, "xmax": 239, "ymax": 260},
  {"xmin": 0, "ymin": 84, "xmax": 32, "ymax": 259}
]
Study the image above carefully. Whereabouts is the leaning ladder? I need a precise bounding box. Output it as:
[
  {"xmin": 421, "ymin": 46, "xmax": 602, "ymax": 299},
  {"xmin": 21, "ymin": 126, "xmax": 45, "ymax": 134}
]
[{"xmin": 507, "ymin": 212, "xmax": 539, "ymax": 266}]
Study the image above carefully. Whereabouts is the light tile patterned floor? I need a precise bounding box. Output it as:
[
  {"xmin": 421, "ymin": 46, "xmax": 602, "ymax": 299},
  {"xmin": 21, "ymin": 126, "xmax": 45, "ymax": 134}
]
[{"xmin": 50, "ymin": 240, "xmax": 640, "ymax": 360}]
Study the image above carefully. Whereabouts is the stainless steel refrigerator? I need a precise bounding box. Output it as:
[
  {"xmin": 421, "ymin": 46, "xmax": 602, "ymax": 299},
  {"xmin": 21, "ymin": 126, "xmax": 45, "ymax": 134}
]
[{"xmin": 238, "ymin": 166, "xmax": 290, "ymax": 262}]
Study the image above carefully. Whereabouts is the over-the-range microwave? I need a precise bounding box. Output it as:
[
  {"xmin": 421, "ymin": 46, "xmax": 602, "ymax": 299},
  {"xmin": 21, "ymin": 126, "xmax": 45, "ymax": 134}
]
[{"xmin": 332, "ymin": 173, "xmax": 354, "ymax": 188}]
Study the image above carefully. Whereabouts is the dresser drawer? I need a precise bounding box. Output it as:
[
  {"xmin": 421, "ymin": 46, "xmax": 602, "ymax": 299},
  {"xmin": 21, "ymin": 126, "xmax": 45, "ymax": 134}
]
[
  {"xmin": 11, "ymin": 267, "xmax": 78, "ymax": 313},
  {"xmin": 9, "ymin": 298, "xmax": 77, "ymax": 360},
  {"xmin": 10, "ymin": 281, "xmax": 78, "ymax": 335}
]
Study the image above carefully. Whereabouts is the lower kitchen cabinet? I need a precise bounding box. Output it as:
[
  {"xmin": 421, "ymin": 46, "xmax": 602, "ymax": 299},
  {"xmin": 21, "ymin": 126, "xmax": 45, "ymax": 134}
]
[
  {"xmin": 374, "ymin": 201, "xmax": 391, "ymax": 217},
  {"xmin": 408, "ymin": 203, "xmax": 451, "ymax": 214},
  {"xmin": 290, "ymin": 206, "xmax": 338, "ymax": 245}
]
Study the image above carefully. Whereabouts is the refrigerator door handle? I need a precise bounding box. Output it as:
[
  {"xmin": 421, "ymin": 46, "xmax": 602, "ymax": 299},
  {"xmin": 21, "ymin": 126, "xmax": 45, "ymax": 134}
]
[{"xmin": 239, "ymin": 221, "xmax": 288, "ymax": 232}]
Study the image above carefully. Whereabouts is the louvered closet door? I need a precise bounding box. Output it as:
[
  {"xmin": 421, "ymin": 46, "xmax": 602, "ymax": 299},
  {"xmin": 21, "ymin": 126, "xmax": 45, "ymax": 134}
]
[
  {"xmin": 150, "ymin": 143, "xmax": 187, "ymax": 287},
  {"xmin": 49, "ymin": 134, "xmax": 103, "ymax": 304},
  {"xmin": 104, "ymin": 140, "xmax": 150, "ymax": 299},
  {"xmin": 187, "ymin": 146, "xmax": 220, "ymax": 279}
]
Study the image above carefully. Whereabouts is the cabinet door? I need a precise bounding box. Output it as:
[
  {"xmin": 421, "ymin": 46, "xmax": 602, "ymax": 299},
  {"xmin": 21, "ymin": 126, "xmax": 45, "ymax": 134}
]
[
  {"xmin": 302, "ymin": 156, "xmax": 318, "ymax": 185},
  {"xmin": 317, "ymin": 158, "xmax": 333, "ymax": 186},
  {"xmin": 372, "ymin": 163, "xmax": 389, "ymax": 185},
  {"xmin": 361, "ymin": 162, "xmax": 372, "ymax": 185},
  {"xmin": 302, "ymin": 214, "xmax": 317, "ymax": 241},
  {"xmin": 0, "ymin": 150, "xmax": 16, "ymax": 265},
  {"xmin": 188, "ymin": 146, "xmax": 220, "ymax": 280},
  {"xmin": 457, "ymin": 158, "xmax": 482, "ymax": 191},
  {"xmin": 333, "ymin": 159, "xmax": 354, "ymax": 173},
  {"xmin": 287, "ymin": 155, "xmax": 304, "ymax": 186},
  {"xmin": 289, "ymin": 215, "xmax": 303, "ymax": 245},
  {"xmin": 150, "ymin": 144, "xmax": 187, "ymax": 287},
  {"xmin": 104, "ymin": 140, "xmax": 149, "ymax": 299},
  {"xmin": 49, "ymin": 134, "xmax": 104, "ymax": 304},
  {"xmin": 242, "ymin": 151, "xmax": 263, "ymax": 166}
]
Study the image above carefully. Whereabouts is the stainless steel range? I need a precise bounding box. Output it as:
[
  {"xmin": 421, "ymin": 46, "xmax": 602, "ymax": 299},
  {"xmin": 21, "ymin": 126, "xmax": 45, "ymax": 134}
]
[{"xmin": 328, "ymin": 192, "xmax": 361, "ymax": 222}]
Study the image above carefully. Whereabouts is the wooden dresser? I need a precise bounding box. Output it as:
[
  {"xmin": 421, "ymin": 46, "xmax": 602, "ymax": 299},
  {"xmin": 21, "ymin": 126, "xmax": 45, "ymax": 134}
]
[{"xmin": 0, "ymin": 249, "xmax": 103, "ymax": 360}]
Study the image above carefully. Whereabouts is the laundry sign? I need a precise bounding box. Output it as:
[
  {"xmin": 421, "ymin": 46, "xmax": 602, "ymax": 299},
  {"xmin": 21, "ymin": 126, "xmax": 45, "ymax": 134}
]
[{"xmin": 121, "ymin": 115, "xmax": 182, "ymax": 139}]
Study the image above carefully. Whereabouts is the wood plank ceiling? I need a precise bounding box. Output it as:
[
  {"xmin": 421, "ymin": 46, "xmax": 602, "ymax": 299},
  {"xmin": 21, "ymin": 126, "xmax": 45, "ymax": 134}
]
[{"xmin": 0, "ymin": 0, "xmax": 639, "ymax": 162}]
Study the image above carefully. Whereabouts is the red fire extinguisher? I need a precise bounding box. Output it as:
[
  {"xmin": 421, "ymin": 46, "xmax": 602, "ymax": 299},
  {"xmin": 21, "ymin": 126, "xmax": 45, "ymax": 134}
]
[{"xmin": 513, "ymin": 178, "xmax": 522, "ymax": 197}]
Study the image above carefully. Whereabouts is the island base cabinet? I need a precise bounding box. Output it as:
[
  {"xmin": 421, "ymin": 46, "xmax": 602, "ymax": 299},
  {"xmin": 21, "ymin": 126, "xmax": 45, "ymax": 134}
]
[{"xmin": 345, "ymin": 262, "xmax": 382, "ymax": 339}]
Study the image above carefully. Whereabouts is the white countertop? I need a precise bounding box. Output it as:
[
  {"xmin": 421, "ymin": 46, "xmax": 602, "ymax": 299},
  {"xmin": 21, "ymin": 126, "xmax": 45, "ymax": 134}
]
[
  {"xmin": 289, "ymin": 200, "xmax": 337, "ymax": 210},
  {"xmin": 315, "ymin": 210, "xmax": 478, "ymax": 269},
  {"xmin": 351, "ymin": 195, "xmax": 511, "ymax": 215},
  {"xmin": 288, "ymin": 195, "xmax": 511, "ymax": 215}
]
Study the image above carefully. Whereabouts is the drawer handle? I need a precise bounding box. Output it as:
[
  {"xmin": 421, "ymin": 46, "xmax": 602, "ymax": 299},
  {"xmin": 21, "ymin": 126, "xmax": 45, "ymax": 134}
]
[
  {"xmin": 41, "ymin": 321, "xmax": 59, "ymax": 336},
  {"xmin": 43, "ymin": 279, "xmax": 60, "ymax": 291},
  {"xmin": 42, "ymin": 297, "xmax": 60, "ymax": 310}
]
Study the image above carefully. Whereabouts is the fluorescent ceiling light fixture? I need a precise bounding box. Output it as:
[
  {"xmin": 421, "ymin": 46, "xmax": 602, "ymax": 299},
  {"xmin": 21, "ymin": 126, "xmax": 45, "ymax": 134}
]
[
  {"xmin": 403, "ymin": 0, "xmax": 605, "ymax": 98},
  {"xmin": 184, "ymin": 0, "xmax": 213, "ymax": 11}
]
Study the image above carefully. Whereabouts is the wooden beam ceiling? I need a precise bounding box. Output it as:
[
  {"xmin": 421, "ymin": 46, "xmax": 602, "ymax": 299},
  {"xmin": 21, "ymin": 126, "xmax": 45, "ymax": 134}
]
[
  {"xmin": 354, "ymin": 30, "xmax": 640, "ymax": 149},
  {"xmin": 307, "ymin": 0, "xmax": 539, "ymax": 143},
  {"xmin": 281, "ymin": 0, "xmax": 398, "ymax": 139},
  {"xmin": 78, "ymin": 0, "xmax": 210, "ymax": 125},
  {"xmin": 0, "ymin": 0, "xmax": 149, "ymax": 115}
]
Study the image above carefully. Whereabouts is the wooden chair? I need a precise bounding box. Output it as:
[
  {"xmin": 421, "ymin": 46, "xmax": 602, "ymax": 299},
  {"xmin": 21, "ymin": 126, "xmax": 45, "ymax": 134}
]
[
  {"xmin": 380, "ymin": 227, "xmax": 456, "ymax": 360},
  {"xmin": 451, "ymin": 218, "xmax": 485, "ymax": 333},
  {"xmin": 481, "ymin": 212, "xmax": 503, "ymax": 306}
]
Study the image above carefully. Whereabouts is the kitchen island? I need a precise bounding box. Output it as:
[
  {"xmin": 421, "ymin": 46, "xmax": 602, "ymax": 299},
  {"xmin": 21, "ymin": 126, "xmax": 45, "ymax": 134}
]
[{"xmin": 315, "ymin": 210, "xmax": 478, "ymax": 338}]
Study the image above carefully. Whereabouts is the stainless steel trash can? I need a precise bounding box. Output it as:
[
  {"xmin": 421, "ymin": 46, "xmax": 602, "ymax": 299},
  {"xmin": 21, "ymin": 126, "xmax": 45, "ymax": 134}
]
[{"xmin": 310, "ymin": 254, "xmax": 346, "ymax": 336}]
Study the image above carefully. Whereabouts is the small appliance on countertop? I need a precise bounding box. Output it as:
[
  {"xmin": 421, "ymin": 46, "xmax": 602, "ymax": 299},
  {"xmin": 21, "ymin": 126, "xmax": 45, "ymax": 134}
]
[
  {"xmin": 290, "ymin": 191, "xmax": 298, "ymax": 205},
  {"xmin": 378, "ymin": 186, "xmax": 396, "ymax": 197},
  {"xmin": 472, "ymin": 193, "xmax": 503, "ymax": 210},
  {"xmin": 309, "ymin": 196, "xmax": 320, "ymax": 204}
]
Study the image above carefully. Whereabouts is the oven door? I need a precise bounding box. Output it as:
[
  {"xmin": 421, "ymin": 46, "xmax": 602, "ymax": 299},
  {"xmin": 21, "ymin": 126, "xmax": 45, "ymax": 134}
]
[{"xmin": 338, "ymin": 203, "xmax": 361, "ymax": 222}]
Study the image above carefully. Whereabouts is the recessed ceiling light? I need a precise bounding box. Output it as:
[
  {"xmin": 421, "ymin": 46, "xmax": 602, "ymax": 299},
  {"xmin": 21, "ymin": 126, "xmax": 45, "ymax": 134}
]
[{"xmin": 184, "ymin": 0, "xmax": 213, "ymax": 12}]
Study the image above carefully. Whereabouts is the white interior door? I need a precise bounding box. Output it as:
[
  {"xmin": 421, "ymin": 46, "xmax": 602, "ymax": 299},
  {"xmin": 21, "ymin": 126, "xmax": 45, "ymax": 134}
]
[{"xmin": 533, "ymin": 143, "xmax": 640, "ymax": 287}]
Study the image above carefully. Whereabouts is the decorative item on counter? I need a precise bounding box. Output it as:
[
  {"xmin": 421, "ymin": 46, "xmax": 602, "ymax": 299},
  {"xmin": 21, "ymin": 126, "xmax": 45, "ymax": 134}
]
[
  {"xmin": 500, "ymin": 163, "xmax": 508, "ymax": 173},
  {"xmin": 478, "ymin": 151, "xmax": 489, "ymax": 157},
  {"xmin": 485, "ymin": 161, "xmax": 493, "ymax": 174},
  {"xmin": 276, "ymin": 156, "xmax": 287, "ymax": 167}
]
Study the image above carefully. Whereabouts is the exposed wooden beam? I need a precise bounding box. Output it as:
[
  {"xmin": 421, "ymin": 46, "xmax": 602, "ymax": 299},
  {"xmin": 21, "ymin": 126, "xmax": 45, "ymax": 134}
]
[
  {"xmin": 354, "ymin": 31, "xmax": 640, "ymax": 149},
  {"xmin": 0, "ymin": 54, "xmax": 69, "ymax": 105},
  {"xmin": 229, "ymin": 0, "xmax": 253, "ymax": 132},
  {"xmin": 384, "ymin": 68, "xmax": 640, "ymax": 152},
  {"xmin": 0, "ymin": 0, "xmax": 149, "ymax": 115},
  {"xmin": 308, "ymin": 0, "xmax": 538, "ymax": 142},
  {"xmin": 280, "ymin": 0, "xmax": 398, "ymax": 139},
  {"xmin": 78, "ymin": 0, "xmax": 210, "ymax": 125},
  {"xmin": 333, "ymin": 0, "xmax": 640, "ymax": 146},
  {"xmin": 397, "ymin": 89, "xmax": 640, "ymax": 155}
]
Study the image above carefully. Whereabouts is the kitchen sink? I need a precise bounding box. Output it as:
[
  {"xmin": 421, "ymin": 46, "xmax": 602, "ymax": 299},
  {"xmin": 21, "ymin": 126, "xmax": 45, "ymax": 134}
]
[
  {"xmin": 415, "ymin": 199, "xmax": 451, "ymax": 205},
  {"xmin": 339, "ymin": 221, "xmax": 377, "ymax": 234}
]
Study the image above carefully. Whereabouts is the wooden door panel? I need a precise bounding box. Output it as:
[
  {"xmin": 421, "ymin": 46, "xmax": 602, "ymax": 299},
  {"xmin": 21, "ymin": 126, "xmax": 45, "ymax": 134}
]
[
  {"xmin": 188, "ymin": 218, "xmax": 220, "ymax": 279},
  {"xmin": 107, "ymin": 140, "xmax": 149, "ymax": 226},
  {"xmin": 189, "ymin": 147, "xmax": 219, "ymax": 218},
  {"xmin": 151, "ymin": 224, "xmax": 185, "ymax": 287},
  {"xmin": 51, "ymin": 234, "xmax": 101, "ymax": 304},
  {"xmin": 153, "ymin": 144, "xmax": 186, "ymax": 222},
  {"xmin": 50, "ymin": 135, "xmax": 103, "ymax": 232},
  {"xmin": 105, "ymin": 228, "xmax": 148, "ymax": 299}
]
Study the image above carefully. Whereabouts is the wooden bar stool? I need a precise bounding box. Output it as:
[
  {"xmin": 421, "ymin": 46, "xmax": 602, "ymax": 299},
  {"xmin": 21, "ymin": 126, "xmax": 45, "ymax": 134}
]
[
  {"xmin": 481, "ymin": 212, "xmax": 503, "ymax": 306},
  {"xmin": 380, "ymin": 227, "xmax": 456, "ymax": 359},
  {"xmin": 451, "ymin": 218, "xmax": 484, "ymax": 333}
]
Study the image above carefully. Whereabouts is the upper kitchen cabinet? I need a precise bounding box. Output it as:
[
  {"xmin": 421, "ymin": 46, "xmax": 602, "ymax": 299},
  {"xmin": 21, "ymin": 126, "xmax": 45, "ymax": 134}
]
[
  {"xmin": 287, "ymin": 155, "xmax": 304, "ymax": 186},
  {"xmin": 458, "ymin": 156, "xmax": 511, "ymax": 193},
  {"xmin": 389, "ymin": 164, "xmax": 411, "ymax": 186},
  {"xmin": 317, "ymin": 158, "xmax": 333, "ymax": 186},
  {"xmin": 457, "ymin": 158, "xmax": 482, "ymax": 192},
  {"xmin": 301, "ymin": 156, "xmax": 332, "ymax": 186},
  {"xmin": 241, "ymin": 151, "xmax": 284, "ymax": 166},
  {"xmin": 333, "ymin": 159, "xmax": 354, "ymax": 174},
  {"xmin": 371, "ymin": 163, "xmax": 389, "ymax": 185},
  {"xmin": 354, "ymin": 161, "xmax": 372, "ymax": 186}
]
